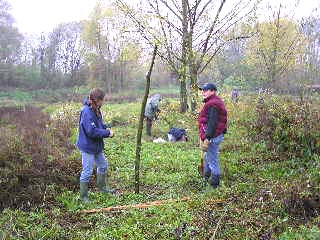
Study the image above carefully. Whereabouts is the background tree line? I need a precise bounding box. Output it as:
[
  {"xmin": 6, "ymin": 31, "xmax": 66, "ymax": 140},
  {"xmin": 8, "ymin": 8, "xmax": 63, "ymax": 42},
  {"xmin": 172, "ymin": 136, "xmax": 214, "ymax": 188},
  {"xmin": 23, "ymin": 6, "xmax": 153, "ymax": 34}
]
[
  {"xmin": 0, "ymin": 0, "xmax": 175, "ymax": 93},
  {"xmin": 0, "ymin": 0, "xmax": 319, "ymax": 105}
]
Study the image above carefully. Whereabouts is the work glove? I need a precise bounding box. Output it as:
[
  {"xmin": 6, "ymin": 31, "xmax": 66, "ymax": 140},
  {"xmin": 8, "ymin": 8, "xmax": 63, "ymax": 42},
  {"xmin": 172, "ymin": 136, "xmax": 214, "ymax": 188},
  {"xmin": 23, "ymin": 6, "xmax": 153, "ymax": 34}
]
[
  {"xmin": 108, "ymin": 129, "xmax": 114, "ymax": 138},
  {"xmin": 200, "ymin": 139, "xmax": 210, "ymax": 152}
]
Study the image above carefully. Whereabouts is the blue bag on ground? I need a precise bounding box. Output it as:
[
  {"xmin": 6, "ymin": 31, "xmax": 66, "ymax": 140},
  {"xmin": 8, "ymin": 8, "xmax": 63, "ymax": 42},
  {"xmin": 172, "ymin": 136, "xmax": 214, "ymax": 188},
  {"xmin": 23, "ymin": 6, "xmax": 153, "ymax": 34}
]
[{"xmin": 168, "ymin": 127, "xmax": 188, "ymax": 142}]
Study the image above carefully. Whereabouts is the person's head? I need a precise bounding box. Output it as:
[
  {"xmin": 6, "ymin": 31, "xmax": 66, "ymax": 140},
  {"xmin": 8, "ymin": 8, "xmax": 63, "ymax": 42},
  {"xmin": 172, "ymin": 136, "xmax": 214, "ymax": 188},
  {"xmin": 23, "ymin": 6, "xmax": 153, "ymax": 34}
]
[
  {"xmin": 89, "ymin": 88, "xmax": 105, "ymax": 111},
  {"xmin": 153, "ymin": 93, "xmax": 161, "ymax": 102},
  {"xmin": 199, "ymin": 83, "xmax": 217, "ymax": 99}
]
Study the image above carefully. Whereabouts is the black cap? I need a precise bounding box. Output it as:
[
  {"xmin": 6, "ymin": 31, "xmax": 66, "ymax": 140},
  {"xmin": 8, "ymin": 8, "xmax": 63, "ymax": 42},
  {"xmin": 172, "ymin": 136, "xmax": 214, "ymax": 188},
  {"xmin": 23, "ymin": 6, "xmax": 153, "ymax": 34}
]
[{"xmin": 198, "ymin": 83, "xmax": 217, "ymax": 91}]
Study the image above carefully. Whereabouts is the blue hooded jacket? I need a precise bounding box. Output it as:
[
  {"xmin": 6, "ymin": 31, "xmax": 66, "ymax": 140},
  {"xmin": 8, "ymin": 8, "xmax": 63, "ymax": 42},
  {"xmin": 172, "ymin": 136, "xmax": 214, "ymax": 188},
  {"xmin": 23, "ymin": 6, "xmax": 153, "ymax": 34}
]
[{"xmin": 77, "ymin": 98, "xmax": 111, "ymax": 154}]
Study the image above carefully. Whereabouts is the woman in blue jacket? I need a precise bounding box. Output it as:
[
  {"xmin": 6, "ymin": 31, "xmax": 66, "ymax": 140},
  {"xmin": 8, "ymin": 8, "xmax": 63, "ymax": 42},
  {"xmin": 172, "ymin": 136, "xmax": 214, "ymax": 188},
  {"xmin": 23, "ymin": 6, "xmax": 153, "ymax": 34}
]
[{"xmin": 77, "ymin": 88, "xmax": 114, "ymax": 202}]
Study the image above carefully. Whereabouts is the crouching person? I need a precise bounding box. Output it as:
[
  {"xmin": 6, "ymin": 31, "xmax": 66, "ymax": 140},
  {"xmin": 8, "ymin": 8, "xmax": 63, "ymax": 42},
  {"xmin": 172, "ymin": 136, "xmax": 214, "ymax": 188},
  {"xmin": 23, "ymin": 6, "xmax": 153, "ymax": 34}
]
[
  {"xmin": 77, "ymin": 88, "xmax": 114, "ymax": 203},
  {"xmin": 198, "ymin": 83, "xmax": 227, "ymax": 188},
  {"xmin": 144, "ymin": 94, "xmax": 161, "ymax": 136}
]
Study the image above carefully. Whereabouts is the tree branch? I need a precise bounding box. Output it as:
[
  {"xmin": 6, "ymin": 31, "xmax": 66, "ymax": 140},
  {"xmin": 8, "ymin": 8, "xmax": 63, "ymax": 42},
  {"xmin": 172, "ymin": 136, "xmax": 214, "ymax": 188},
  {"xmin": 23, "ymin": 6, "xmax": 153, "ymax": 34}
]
[
  {"xmin": 159, "ymin": 0, "xmax": 183, "ymax": 21},
  {"xmin": 194, "ymin": 0, "xmax": 214, "ymax": 25},
  {"xmin": 199, "ymin": 0, "xmax": 226, "ymax": 63},
  {"xmin": 199, "ymin": 35, "xmax": 252, "ymax": 74},
  {"xmin": 148, "ymin": 0, "xmax": 183, "ymax": 35}
]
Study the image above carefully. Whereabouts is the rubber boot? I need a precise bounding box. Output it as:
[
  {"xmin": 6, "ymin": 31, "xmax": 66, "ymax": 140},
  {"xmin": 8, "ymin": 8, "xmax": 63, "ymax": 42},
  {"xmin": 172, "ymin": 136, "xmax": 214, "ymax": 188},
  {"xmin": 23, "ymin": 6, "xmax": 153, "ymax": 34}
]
[
  {"xmin": 204, "ymin": 170, "xmax": 211, "ymax": 182},
  {"xmin": 210, "ymin": 174, "xmax": 220, "ymax": 188},
  {"xmin": 96, "ymin": 173, "xmax": 115, "ymax": 194},
  {"xmin": 80, "ymin": 182, "xmax": 90, "ymax": 203}
]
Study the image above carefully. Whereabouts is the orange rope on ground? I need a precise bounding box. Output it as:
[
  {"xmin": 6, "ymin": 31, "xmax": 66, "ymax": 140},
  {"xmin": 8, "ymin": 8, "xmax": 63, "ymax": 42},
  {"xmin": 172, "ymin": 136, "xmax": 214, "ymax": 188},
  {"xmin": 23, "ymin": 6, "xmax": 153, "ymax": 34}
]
[
  {"xmin": 82, "ymin": 196, "xmax": 190, "ymax": 213},
  {"xmin": 82, "ymin": 197, "xmax": 225, "ymax": 213}
]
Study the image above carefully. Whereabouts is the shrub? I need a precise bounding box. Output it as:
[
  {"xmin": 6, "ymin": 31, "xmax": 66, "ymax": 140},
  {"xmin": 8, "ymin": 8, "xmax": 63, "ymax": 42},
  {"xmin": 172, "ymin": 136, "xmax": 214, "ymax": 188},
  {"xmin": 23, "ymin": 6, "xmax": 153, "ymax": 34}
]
[
  {"xmin": 0, "ymin": 106, "xmax": 80, "ymax": 210},
  {"xmin": 244, "ymin": 96, "xmax": 320, "ymax": 158}
]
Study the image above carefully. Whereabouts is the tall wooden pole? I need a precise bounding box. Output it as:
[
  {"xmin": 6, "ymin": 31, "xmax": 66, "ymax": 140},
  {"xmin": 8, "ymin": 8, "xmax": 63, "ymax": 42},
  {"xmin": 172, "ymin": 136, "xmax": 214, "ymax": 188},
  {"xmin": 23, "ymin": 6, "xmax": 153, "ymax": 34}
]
[{"xmin": 135, "ymin": 45, "xmax": 157, "ymax": 193}]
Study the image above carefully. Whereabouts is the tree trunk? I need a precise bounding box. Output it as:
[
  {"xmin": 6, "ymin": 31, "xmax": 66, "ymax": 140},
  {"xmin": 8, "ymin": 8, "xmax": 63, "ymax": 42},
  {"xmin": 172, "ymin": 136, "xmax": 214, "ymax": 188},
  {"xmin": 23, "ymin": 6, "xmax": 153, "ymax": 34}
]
[
  {"xmin": 189, "ymin": 65, "xmax": 198, "ymax": 112},
  {"xmin": 120, "ymin": 60, "xmax": 125, "ymax": 90},
  {"xmin": 135, "ymin": 45, "xmax": 157, "ymax": 194},
  {"xmin": 179, "ymin": 0, "xmax": 189, "ymax": 113},
  {"xmin": 106, "ymin": 60, "xmax": 112, "ymax": 94},
  {"xmin": 186, "ymin": 13, "xmax": 199, "ymax": 112},
  {"xmin": 179, "ymin": 74, "xmax": 188, "ymax": 113},
  {"xmin": 40, "ymin": 48, "xmax": 46, "ymax": 87}
]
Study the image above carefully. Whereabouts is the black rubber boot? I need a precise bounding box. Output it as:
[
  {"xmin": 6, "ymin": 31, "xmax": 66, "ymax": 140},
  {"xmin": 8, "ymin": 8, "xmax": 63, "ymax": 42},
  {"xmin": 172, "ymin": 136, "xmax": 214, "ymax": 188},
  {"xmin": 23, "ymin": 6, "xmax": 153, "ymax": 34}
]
[
  {"xmin": 204, "ymin": 170, "xmax": 211, "ymax": 182},
  {"xmin": 80, "ymin": 182, "xmax": 90, "ymax": 203},
  {"xmin": 210, "ymin": 174, "xmax": 220, "ymax": 188}
]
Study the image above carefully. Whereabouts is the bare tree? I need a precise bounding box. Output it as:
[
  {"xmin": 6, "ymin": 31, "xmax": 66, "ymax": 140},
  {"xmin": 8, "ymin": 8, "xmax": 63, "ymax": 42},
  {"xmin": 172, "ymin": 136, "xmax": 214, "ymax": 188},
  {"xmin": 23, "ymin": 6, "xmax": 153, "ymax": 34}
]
[
  {"xmin": 300, "ymin": 15, "xmax": 320, "ymax": 85},
  {"xmin": 116, "ymin": 0, "xmax": 257, "ymax": 112},
  {"xmin": 83, "ymin": 1, "xmax": 142, "ymax": 93},
  {"xmin": 0, "ymin": 0, "xmax": 14, "ymax": 26},
  {"xmin": 135, "ymin": 45, "xmax": 157, "ymax": 193},
  {"xmin": 246, "ymin": 5, "xmax": 306, "ymax": 90},
  {"xmin": 0, "ymin": 0, "xmax": 22, "ymax": 65},
  {"xmin": 49, "ymin": 22, "xmax": 85, "ymax": 86}
]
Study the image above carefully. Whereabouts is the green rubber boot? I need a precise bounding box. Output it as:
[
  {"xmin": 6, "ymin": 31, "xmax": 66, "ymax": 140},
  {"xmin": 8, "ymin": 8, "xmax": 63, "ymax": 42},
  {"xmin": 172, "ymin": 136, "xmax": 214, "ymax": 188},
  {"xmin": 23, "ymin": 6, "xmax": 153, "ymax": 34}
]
[
  {"xmin": 80, "ymin": 182, "xmax": 90, "ymax": 203},
  {"xmin": 96, "ymin": 173, "xmax": 115, "ymax": 194}
]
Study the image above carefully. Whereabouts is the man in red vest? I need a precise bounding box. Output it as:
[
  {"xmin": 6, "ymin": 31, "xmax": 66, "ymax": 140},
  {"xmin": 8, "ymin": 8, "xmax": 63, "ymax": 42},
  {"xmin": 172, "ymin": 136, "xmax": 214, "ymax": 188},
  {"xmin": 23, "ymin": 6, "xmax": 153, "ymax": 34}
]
[{"xmin": 198, "ymin": 83, "xmax": 227, "ymax": 188}]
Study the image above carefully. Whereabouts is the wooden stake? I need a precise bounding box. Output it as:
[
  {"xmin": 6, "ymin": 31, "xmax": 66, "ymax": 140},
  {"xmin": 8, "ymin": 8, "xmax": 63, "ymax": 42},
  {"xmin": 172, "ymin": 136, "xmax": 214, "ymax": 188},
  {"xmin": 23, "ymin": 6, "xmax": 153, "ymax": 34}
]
[{"xmin": 135, "ymin": 44, "xmax": 157, "ymax": 193}]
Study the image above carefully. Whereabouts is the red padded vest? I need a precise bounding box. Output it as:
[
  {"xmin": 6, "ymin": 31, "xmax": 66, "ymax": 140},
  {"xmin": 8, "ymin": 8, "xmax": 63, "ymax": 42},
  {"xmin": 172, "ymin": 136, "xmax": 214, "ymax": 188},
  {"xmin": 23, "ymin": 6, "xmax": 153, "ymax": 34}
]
[{"xmin": 198, "ymin": 94, "xmax": 227, "ymax": 141}]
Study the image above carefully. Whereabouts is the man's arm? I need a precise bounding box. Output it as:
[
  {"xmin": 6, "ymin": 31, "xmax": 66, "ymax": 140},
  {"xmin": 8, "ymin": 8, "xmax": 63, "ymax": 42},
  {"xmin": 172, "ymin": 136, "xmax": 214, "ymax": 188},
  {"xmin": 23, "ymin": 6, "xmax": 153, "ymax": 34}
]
[{"xmin": 206, "ymin": 107, "xmax": 218, "ymax": 139}]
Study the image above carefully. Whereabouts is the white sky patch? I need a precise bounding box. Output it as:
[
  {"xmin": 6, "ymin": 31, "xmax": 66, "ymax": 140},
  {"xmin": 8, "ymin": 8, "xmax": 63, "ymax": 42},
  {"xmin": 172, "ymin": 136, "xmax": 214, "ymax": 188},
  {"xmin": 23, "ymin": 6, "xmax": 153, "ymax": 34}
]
[
  {"xmin": 7, "ymin": 0, "xmax": 320, "ymax": 35},
  {"xmin": 8, "ymin": 0, "xmax": 97, "ymax": 34},
  {"xmin": 260, "ymin": 0, "xmax": 319, "ymax": 20}
]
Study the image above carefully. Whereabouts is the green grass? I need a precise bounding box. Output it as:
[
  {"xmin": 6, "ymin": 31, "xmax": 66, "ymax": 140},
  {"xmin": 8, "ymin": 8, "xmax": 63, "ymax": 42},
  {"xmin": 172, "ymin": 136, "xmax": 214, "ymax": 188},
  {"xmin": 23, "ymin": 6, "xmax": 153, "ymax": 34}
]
[
  {"xmin": 0, "ymin": 90, "xmax": 33, "ymax": 106},
  {"xmin": 0, "ymin": 85, "xmax": 179, "ymax": 108},
  {"xmin": 0, "ymin": 96, "xmax": 319, "ymax": 239},
  {"xmin": 279, "ymin": 226, "xmax": 320, "ymax": 240}
]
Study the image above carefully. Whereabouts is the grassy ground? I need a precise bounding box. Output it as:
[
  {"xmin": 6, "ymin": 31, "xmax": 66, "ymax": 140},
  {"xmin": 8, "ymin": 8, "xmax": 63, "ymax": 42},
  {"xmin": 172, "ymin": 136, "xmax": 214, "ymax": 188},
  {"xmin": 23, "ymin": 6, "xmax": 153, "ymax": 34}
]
[
  {"xmin": 0, "ymin": 86, "xmax": 180, "ymax": 107},
  {"xmin": 0, "ymin": 95, "xmax": 319, "ymax": 239}
]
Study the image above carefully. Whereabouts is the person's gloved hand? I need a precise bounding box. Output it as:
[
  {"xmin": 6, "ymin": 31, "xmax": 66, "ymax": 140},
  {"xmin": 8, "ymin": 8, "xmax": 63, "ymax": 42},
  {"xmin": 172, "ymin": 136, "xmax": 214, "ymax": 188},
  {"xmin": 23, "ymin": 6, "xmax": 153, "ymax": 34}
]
[
  {"xmin": 108, "ymin": 129, "xmax": 114, "ymax": 138},
  {"xmin": 200, "ymin": 139, "xmax": 210, "ymax": 152}
]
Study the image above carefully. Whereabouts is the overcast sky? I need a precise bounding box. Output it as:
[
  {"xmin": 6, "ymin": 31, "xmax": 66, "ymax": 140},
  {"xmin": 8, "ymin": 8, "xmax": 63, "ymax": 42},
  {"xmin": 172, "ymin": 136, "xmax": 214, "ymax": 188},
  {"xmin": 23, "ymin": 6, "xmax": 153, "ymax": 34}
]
[
  {"xmin": 7, "ymin": 0, "xmax": 320, "ymax": 34},
  {"xmin": 8, "ymin": 0, "xmax": 96, "ymax": 34}
]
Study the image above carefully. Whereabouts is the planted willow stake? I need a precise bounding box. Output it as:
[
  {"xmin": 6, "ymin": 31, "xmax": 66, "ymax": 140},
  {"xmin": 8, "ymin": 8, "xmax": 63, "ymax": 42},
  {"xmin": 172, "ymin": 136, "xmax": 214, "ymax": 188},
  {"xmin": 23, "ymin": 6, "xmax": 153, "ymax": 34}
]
[
  {"xmin": 135, "ymin": 45, "xmax": 158, "ymax": 193},
  {"xmin": 82, "ymin": 196, "xmax": 190, "ymax": 213},
  {"xmin": 209, "ymin": 202, "xmax": 230, "ymax": 240}
]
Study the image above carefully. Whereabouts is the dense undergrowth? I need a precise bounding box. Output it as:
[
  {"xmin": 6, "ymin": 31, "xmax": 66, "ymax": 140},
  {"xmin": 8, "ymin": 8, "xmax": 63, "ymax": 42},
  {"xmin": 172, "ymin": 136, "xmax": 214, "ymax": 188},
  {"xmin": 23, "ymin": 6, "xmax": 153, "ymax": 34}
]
[
  {"xmin": 0, "ymin": 105, "xmax": 80, "ymax": 210},
  {"xmin": 0, "ymin": 94, "xmax": 319, "ymax": 239}
]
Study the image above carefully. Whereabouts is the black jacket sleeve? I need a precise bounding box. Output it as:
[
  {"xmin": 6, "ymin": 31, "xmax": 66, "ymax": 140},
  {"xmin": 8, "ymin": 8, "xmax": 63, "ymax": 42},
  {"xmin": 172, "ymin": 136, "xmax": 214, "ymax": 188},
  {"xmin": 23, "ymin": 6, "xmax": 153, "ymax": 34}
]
[{"xmin": 206, "ymin": 107, "xmax": 218, "ymax": 139}]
